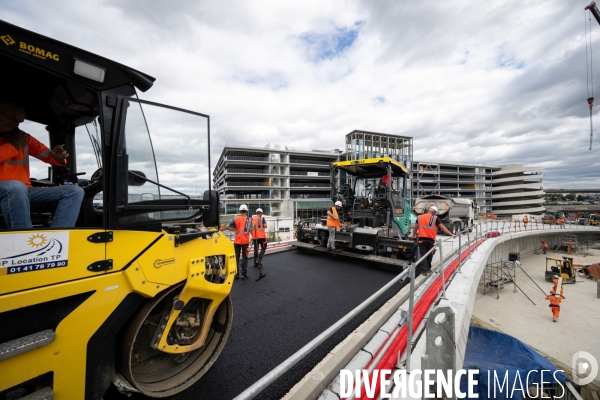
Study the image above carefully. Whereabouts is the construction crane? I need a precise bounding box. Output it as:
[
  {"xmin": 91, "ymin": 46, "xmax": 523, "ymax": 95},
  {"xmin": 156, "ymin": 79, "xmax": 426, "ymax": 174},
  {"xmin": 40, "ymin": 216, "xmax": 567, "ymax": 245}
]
[{"xmin": 585, "ymin": 2, "xmax": 600, "ymax": 149}]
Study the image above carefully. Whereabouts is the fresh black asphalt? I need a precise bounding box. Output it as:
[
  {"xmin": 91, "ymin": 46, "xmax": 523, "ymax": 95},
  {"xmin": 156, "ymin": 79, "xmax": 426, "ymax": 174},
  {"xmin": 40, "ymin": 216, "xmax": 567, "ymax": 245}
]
[{"xmin": 107, "ymin": 248, "xmax": 405, "ymax": 400}]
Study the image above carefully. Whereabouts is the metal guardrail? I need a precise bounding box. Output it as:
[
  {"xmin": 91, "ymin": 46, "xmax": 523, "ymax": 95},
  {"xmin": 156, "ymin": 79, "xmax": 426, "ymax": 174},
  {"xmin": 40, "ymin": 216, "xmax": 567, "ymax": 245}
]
[
  {"xmin": 289, "ymin": 159, "xmax": 331, "ymax": 166},
  {"xmin": 225, "ymin": 194, "xmax": 270, "ymax": 199},
  {"xmin": 227, "ymin": 156, "xmax": 269, "ymax": 162},
  {"xmin": 226, "ymin": 168, "xmax": 268, "ymax": 174},
  {"xmin": 226, "ymin": 182, "xmax": 269, "ymax": 187},
  {"xmin": 289, "ymin": 171, "xmax": 329, "ymax": 176},
  {"xmin": 290, "ymin": 183, "xmax": 330, "ymax": 188}
]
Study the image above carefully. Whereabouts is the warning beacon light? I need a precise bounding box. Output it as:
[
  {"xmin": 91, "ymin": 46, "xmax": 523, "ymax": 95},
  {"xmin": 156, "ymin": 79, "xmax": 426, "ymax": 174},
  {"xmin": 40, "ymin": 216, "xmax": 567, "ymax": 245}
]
[{"xmin": 73, "ymin": 58, "xmax": 106, "ymax": 83}]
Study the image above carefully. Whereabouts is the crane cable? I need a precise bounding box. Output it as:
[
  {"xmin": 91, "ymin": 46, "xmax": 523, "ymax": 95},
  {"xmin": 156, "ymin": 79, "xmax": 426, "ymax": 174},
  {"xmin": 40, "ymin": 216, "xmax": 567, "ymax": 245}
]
[{"xmin": 586, "ymin": 8, "xmax": 594, "ymax": 150}]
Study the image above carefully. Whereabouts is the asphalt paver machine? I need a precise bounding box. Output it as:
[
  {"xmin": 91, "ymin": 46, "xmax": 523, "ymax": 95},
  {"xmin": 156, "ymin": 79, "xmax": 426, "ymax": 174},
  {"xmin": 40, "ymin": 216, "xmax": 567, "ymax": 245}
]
[{"xmin": 295, "ymin": 157, "xmax": 415, "ymax": 264}]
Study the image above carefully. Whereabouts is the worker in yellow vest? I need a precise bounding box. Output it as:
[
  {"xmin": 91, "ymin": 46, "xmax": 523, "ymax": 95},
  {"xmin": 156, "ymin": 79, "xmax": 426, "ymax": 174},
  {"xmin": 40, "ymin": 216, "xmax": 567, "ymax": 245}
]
[
  {"xmin": 227, "ymin": 204, "xmax": 254, "ymax": 280},
  {"xmin": 326, "ymin": 201, "xmax": 343, "ymax": 253},
  {"xmin": 252, "ymin": 208, "xmax": 267, "ymax": 267},
  {"xmin": 410, "ymin": 206, "xmax": 456, "ymax": 277}
]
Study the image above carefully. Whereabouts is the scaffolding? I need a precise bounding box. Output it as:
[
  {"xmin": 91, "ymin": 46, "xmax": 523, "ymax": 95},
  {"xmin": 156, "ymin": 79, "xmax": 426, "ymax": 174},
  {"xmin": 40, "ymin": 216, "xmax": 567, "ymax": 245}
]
[
  {"xmin": 344, "ymin": 130, "xmax": 413, "ymax": 169},
  {"xmin": 483, "ymin": 260, "xmax": 517, "ymax": 299},
  {"xmin": 483, "ymin": 259, "xmax": 545, "ymax": 305},
  {"xmin": 414, "ymin": 163, "xmax": 441, "ymax": 198}
]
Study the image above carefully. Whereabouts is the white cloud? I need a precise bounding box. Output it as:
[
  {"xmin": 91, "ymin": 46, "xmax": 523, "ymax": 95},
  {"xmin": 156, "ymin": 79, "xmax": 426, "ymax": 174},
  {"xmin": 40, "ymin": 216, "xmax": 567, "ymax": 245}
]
[{"xmin": 3, "ymin": 0, "xmax": 599, "ymax": 190}]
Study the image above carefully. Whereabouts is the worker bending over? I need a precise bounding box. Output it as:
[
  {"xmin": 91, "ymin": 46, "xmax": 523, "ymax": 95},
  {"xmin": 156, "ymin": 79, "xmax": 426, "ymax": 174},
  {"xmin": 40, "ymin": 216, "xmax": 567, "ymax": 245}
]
[
  {"xmin": 545, "ymin": 275, "xmax": 565, "ymax": 322},
  {"xmin": 252, "ymin": 208, "xmax": 267, "ymax": 267},
  {"xmin": 326, "ymin": 201, "xmax": 343, "ymax": 253},
  {"xmin": 227, "ymin": 204, "xmax": 254, "ymax": 280},
  {"xmin": 0, "ymin": 101, "xmax": 83, "ymax": 229},
  {"xmin": 410, "ymin": 206, "xmax": 456, "ymax": 277}
]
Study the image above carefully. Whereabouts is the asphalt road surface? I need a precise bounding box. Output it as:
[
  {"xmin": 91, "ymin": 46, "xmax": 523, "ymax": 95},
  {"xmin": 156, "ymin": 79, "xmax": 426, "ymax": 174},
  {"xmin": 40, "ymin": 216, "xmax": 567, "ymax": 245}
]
[{"xmin": 107, "ymin": 248, "xmax": 406, "ymax": 400}]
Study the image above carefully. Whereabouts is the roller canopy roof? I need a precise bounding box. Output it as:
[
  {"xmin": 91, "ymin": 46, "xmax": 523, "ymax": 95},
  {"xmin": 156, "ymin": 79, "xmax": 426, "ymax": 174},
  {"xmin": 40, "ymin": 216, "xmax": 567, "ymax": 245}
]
[
  {"xmin": 0, "ymin": 19, "xmax": 155, "ymax": 127},
  {"xmin": 333, "ymin": 157, "xmax": 408, "ymax": 178}
]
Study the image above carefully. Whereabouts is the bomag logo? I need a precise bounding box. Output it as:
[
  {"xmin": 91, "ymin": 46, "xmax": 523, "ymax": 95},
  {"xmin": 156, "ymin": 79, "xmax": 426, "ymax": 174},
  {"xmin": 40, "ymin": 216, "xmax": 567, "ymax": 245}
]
[
  {"xmin": 18, "ymin": 41, "xmax": 59, "ymax": 61},
  {"xmin": 153, "ymin": 258, "xmax": 176, "ymax": 269},
  {"xmin": 1, "ymin": 34, "xmax": 15, "ymax": 46}
]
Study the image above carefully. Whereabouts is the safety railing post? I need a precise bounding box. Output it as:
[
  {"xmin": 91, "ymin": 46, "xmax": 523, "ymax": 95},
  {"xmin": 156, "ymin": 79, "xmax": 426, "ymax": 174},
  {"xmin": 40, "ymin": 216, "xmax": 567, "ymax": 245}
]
[
  {"xmin": 405, "ymin": 259, "xmax": 416, "ymax": 370},
  {"xmin": 458, "ymin": 233, "xmax": 462, "ymax": 273},
  {"xmin": 438, "ymin": 239, "xmax": 446, "ymax": 299},
  {"xmin": 467, "ymin": 226, "xmax": 471, "ymax": 253}
]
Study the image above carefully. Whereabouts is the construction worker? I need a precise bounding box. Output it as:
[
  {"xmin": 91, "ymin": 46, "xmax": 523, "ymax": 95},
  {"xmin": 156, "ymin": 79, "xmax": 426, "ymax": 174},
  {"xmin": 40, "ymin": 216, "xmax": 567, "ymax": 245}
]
[
  {"xmin": 545, "ymin": 275, "xmax": 565, "ymax": 322},
  {"xmin": 523, "ymin": 215, "xmax": 529, "ymax": 228},
  {"xmin": 252, "ymin": 208, "xmax": 267, "ymax": 267},
  {"xmin": 541, "ymin": 241, "xmax": 548, "ymax": 254},
  {"xmin": 567, "ymin": 240, "xmax": 573, "ymax": 254},
  {"xmin": 326, "ymin": 201, "xmax": 343, "ymax": 253},
  {"xmin": 0, "ymin": 101, "xmax": 84, "ymax": 229},
  {"xmin": 381, "ymin": 174, "xmax": 394, "ymax": 188},
  {"xmin": 227, "ymin": 204, "xmax": 253, "ymax": 280},
  {"xmin": 410, "ymin": 206, "xmax": 456, "ymax": 277}
]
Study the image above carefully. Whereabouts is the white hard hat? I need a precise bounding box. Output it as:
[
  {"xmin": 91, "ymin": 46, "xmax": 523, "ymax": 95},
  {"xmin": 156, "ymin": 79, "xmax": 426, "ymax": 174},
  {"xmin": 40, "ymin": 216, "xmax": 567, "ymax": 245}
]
[
  {"xmin": 429, "ymin": 206, "xmax": 438, "ymax": 213},
  {"xmin": 256, "ymin": 208, "xmax": 263, "ymax": 213},
  {"xmin": 239, "ymin": 204, "xmax": 248, "ymax": 211},
  {"xmin": 335, "ymin": 201, "xmax": 343, "ymax": 207}
]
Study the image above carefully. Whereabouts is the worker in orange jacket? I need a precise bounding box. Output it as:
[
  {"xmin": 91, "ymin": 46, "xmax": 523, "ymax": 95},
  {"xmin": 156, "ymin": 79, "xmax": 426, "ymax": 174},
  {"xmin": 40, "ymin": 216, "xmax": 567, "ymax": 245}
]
[
  {"xmin": 567, "ymin": 240, "xmax": 573, "ymax": 253},
  {"xmin": 0, "ymin": 102, "xmax": 84, "ymax": 229},
  {"xmin": 251, "ymin": 208, "xmax": 267, "ymax": 267},
  {"xmin": 326, "ymin": 201, "xmax": 343, "ymax": 253},
  {"xmin": 541, "ymin": 241, "xmax": 548, "ymax": 254},
  {"xmin": 227, "ymin": 204, "xmax": 254, "ymax": 280},
  {"xmin": 545, "ymin": 275, "xmax": 565, "ymax": 322},
  {"xmin": 523, "ymin": 215, "xmax": 529, "ymax": 228},
  {"xmin": 410, "ymin": 206, "xmax": 456, "ymax": 277}
]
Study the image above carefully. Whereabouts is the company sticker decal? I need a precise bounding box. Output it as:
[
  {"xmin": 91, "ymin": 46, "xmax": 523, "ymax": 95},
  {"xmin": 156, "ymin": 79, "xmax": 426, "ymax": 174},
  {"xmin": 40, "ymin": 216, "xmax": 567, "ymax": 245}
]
[{"xmin": 0, "ymin": 232, "xmax": 69, "ymax": 275}]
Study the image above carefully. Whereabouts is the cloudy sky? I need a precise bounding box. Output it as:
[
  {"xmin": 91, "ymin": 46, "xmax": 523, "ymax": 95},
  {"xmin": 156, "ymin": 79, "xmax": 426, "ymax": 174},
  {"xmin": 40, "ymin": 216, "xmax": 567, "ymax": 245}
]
[{"xmin": 2, "ymin": 0, "xmax": 599, "ymax": 189}]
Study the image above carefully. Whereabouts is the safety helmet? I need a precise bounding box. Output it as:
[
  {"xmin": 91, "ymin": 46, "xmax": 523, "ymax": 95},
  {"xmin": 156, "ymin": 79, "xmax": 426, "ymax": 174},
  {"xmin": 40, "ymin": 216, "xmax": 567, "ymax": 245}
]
[
  {"xmin": 429, "ymin": 206, "xmax": 438, "ymax": 214},
  {"xmin": 514, "ymin": 260, "xmax": 521, "ymax": 267},
  {"xmin": 335, "ymin": 201, "xmax": 343, "ymax": 207},
  {"xmin": 553, "ymin": 274, "xmax": 559, "ymax": 279},
  {"xmin": 239, "ymin": 204, "xmax": 248, "ymax": 211},
  {"xmin": 256, "ymin": 208, "xmax": 263, "ymax": 213}
]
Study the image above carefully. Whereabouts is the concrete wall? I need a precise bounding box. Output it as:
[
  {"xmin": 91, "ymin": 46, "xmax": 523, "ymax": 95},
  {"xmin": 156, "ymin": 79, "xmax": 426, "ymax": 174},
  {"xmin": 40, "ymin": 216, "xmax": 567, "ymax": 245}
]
[{"xmin": 485, "ymin": 231, "xmax": 598, "ymax": 267}]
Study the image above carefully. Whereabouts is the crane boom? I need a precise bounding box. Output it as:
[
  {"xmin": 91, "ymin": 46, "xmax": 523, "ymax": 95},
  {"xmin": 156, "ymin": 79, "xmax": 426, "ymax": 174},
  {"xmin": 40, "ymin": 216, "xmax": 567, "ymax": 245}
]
[{"xmin": 586, "ymin": 2, "xmax": 600, "ymax": 24}]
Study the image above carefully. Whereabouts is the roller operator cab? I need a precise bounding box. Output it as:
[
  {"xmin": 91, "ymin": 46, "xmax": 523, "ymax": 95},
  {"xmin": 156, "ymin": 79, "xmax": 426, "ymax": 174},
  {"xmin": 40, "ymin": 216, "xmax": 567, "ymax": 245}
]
[
  {"xmin": 0, "ymin": 20, "xmax": 235, "ymax": 399},
  {"xmin": 297, "ymin": 157, "xmax": 415, "ymax": 259}
]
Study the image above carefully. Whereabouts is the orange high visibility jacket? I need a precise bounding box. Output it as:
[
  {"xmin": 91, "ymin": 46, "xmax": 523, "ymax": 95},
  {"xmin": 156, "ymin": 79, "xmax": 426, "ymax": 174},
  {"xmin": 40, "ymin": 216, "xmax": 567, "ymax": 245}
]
[
  {"xmin": 251, "ymin": 215, "xmax": 266, "ymax": 239},
  {"xmin": 327, "ymin": 207, "xmax": 341, "ymax": 227},
  {"xmin": 0, "ymin": 135, "xmax": 66, "ymax": 187},
  {"xmin": 545, "ymin": 280, "xmax": 564, "ymax": 307},
  {"xmin": 417, "ymin": 213, "xmax": 439, "ymax": 240},
  {"xmin": 233, "ymin": 215, "xmax": 251, "ymax": 245}
]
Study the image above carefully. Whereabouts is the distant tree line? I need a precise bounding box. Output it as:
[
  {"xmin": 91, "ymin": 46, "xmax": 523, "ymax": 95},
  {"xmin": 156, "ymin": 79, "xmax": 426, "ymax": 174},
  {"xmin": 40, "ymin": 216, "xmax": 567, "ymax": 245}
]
[{"xmin": 544, "ymin": 194, "xmax": 592, "ymax": 201}]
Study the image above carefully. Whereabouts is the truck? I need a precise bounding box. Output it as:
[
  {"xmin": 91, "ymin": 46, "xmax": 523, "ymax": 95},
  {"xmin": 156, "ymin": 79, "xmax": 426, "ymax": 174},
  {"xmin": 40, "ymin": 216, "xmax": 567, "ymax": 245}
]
[
  {"xmin": 414, "ymin": 195, "xmax": 474, "ymax": 235},
  {"xmin": 542, "ymin": 210, "xmax": 565, "ymax": 225},
  {"xmin": 0, "ymin": 20, "xmax": 235, "ymax": 399},
  {"xmin": 295, "ymin": 157, "xmax": 415, "ymax": 263}
]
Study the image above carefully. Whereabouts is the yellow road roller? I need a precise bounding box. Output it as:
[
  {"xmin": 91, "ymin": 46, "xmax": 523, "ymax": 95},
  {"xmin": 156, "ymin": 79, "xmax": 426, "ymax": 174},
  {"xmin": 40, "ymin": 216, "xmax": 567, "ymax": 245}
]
[{"xmin": 0, "ymin": 19, "xmax": 235, "ymax": 399}]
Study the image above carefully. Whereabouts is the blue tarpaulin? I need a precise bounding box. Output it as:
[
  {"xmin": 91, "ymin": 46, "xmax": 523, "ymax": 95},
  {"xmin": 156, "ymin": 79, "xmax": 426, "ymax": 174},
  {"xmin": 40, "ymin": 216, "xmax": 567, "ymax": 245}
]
[{"xmin": 459, "ymin": 325, "xmax": 568, "ymax": 399}]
